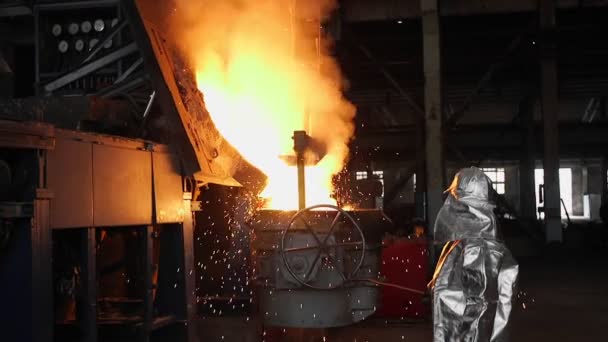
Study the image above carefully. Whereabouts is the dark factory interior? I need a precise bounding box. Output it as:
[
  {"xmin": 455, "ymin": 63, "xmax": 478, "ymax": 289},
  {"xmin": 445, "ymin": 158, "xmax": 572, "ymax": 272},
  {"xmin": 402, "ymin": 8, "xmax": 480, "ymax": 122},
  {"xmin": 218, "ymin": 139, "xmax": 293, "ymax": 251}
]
[{"xmin": 1, "ymin": 0, "xmax": 607, "ymax": 341}]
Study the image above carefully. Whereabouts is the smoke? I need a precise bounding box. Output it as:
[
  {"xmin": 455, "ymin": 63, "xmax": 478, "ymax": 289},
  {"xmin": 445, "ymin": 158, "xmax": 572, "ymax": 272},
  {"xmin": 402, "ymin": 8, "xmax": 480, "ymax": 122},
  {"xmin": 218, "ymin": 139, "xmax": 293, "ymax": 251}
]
[{"xmin": 169, "ymin": 0, "xmax": 355, "ymax": 206}]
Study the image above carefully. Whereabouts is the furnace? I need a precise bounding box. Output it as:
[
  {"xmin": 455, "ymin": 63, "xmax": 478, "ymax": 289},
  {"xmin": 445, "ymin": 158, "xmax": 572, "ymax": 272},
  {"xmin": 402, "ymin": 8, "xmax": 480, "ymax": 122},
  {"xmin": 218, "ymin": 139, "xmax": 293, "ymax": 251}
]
[{"xmin": 251, "ymin": 206, "xmax": 388, "ymax": 328}]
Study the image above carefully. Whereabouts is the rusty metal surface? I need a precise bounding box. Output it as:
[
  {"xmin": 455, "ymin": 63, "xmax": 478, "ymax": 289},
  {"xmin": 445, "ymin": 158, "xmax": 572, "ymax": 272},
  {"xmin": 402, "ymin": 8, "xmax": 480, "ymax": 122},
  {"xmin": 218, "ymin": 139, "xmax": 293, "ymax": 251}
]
[
  {"xmin": 123, "ymin": 0, "xmax": 242, "ymax": 184},
  {"xmin": 47, "ymin": 137, "xmax": 94, "ymax": 228},
  {"xmin": 92, "ymin": 143, "xmax": 153, "ymax": 227},
  {"xmin": 56, "ymin": 127, "xmax": 168, "ymax": 152},
  {"xmin": 0, "ymin": 119, "xmax": 54, "ymax": 149},
  {"xmin": 152, "ymin": 152, "xmax": 184, "ymax": 223},
  {"xmin": 0, "ymin": 97, "xmax": 133, "ymax": 130},
  {"xmin": 47, "ymin": 129, "xmax": 183, "ymax": 228}
]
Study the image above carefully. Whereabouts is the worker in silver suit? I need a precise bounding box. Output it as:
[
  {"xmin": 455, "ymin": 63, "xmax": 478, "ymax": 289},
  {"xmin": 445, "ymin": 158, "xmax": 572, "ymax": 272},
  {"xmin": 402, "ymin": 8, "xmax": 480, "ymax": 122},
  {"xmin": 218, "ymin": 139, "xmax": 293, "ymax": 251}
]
[{"xmin": 429, "ymin": 167, "xmax": 519, "ymax": 342}]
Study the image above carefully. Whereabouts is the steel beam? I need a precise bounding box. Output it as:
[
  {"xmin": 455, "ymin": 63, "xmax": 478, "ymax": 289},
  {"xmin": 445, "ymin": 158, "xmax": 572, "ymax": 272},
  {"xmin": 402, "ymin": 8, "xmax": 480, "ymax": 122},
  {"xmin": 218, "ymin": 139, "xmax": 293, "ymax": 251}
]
[
  {"xmin": 447, "ymin": 33, "xmax": 525, "ymax": 127},
  {"xmin": 114, "ymin": 57, "xmax": 143, "ymax": 84},
  {"xmin": 35, "ymin": 0, "xmax": 118, "ymax": 11},
  {"xmin": 83, "ymin": 20, "xmax": 128, "ymax": 64},
  {"xmin": 355, "ymin": 123, "xmax": 608, "ymax": 163},
  {"xmin": 351, "ymin": 40, "xmax": 425, "ymax": 120},
  {"xmin": 44, "ymin": 42, "xmax": 138, "ymax": 93},
  {"xmin": 342, "ymin": 0, "xmax": 608, "ymax": 22},
  {"xmin": 540, "ymin": 0, "xmax": 562, "ymax": 243},
  {"xmin": 97, "ymin": 73, "xmax": 148, "ymax": 98},
  {"xmin": 421, "ymin": 0, "xmax": 444, "ymax": 230}
]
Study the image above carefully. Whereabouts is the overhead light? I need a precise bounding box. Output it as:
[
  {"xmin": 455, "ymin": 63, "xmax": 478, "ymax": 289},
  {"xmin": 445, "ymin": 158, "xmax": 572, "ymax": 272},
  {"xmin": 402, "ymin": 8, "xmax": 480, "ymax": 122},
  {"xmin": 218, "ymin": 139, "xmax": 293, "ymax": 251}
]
[
  {"xmin": 68, "ymin": 22, "xmax": 79, "ymax": 35},
  {"xmin": 75, "ymin": 39, "xmax": 85, "ymax": 52},
  {"xmin": 89, "ymin": 38, "xmax": 99, "ymax": 49},
  {"xmin": 58, "ymin": 40, "xmax": 69, "ymax": 53},
  {"xmin": 81, "ymin": 21, "xmax": 92, "ymax": 33},
  {"xmin": 94, "ymin": 19, "xmax": 105, "ymax": 32},
  {"xmin": 111, "ymin": 18, "xmax": 119, "ymax": 27},
  {"xmin": 397, "ymin": 20, "xmax": 403, "ymax": 24},
  {"xmin": 51, "ymin": 24, "xmax": 62, "ymax": 37}
]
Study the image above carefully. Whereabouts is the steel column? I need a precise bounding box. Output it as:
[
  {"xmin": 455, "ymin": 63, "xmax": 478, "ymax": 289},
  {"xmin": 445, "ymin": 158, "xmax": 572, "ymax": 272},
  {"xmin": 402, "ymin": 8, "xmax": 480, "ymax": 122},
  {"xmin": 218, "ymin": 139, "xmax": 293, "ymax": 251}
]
[
  {"xmin": 181, "ymin": 199, "xmax": 198, "ymax": 342},
  {"xmin": 43, "ymin": 42, "xmax": 138, "ymax": 93},
  {"xmin": 519, "ymin": 96, "xmax": 537, "ymax": 219},
  {"xmin": 539, "ymin": 0, "xmax": 562, "ymax": 242},
  {"xmin": 421, "ymin": 0, "xmax": 444, "ymax": 229},
  {"xmin": 78, "ymin": 227, "xmax": 97, "ymax": 342},
  {"xmin": 142, "ymin": 225, "xmax": 154, "ymax": 342},
  {"xmin": 32, "ymin": 188, "xmax": 54, "ymax": 342},
  {"xmin": 601, "ymin": 158, "xmax": 607, "ymax": 204}
]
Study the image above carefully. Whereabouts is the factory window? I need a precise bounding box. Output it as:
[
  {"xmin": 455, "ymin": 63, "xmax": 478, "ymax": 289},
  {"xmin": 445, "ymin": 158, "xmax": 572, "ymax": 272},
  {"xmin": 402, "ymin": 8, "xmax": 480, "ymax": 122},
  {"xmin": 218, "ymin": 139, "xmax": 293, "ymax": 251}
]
[
  {"xmin": 535, "ymin": 168, "xmax": 573, "ymax": 219},
  {"xmin": 355, "ymin": 171, "xmax": 367, "ymax": 180},
  {"xmin": 373, "ymin": 171, "xmax": 385, "ymax": 195},
  {"xmin": 354, "ymin": 170, "xmax": 384, "ymax": 195},
  {"xmin": 481, "ymin": 168, "xmax": 506, "ymax": 194}
]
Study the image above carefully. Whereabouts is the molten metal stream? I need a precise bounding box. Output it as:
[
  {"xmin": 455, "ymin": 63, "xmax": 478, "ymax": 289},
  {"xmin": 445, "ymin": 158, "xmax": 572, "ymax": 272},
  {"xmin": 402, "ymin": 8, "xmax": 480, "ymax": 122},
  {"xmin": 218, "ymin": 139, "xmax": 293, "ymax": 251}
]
[{"xmin": 169, "ymin": 0, "xmax": 355, "ymax": 209}]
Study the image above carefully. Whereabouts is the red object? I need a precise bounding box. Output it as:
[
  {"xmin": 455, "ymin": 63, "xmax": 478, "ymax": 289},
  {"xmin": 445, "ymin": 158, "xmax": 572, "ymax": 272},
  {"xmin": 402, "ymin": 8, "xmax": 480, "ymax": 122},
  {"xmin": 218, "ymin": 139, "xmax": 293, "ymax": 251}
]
[{"xmin": 376, "ymin": 239, "xmax": 430, "ymax": 319}]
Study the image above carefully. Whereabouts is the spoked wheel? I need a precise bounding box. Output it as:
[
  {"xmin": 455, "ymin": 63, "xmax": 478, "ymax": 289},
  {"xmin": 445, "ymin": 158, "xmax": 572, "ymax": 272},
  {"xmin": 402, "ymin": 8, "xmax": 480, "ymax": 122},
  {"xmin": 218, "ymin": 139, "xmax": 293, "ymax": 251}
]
[{"xmin": 280, "ymin": 204, "xmax": 366, "ymax": 290}]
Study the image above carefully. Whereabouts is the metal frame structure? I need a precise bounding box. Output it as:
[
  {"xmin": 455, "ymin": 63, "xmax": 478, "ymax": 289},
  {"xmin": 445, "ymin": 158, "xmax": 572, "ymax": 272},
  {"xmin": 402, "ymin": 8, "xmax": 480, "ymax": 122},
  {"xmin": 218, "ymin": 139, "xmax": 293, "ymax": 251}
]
[
  {"xmin": 33, "ymin": 0, "xmax": 152, "ymax": 119},
  {"xmin": 0, "ymin": 119, "xmax": 197, "ymax": 342}
]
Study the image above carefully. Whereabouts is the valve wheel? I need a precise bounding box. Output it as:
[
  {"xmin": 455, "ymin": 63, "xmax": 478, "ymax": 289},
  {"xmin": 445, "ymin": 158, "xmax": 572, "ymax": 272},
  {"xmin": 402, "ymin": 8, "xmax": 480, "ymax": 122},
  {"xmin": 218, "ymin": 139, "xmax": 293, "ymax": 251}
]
[{"xmin": 280, "ymin": 204, "xmax": 366, "ymax": 290}]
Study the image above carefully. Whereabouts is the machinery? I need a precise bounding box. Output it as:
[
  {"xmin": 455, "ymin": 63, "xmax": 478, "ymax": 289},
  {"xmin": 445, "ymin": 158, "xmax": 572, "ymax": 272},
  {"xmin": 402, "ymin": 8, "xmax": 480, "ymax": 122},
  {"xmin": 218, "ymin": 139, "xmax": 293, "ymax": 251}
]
[
  {"xmin": 251, "ymin": 206, "xmax": 387, "ymax": 328},
  {"xmin": 0, "ymin": 122, "xmax": 198, "ymax": 342},
  {"xmin": 250, "ymin": 130, "xmax": 387, "ymax": 328},
  {"xmin": 1, "ymin": 1, "xmax": 241, "ymax": 341}
]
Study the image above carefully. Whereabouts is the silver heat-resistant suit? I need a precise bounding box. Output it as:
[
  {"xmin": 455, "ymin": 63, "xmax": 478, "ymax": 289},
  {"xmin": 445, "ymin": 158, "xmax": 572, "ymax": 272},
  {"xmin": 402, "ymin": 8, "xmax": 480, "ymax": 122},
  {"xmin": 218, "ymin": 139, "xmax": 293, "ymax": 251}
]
[{"xmin": 430, "ymin": 167, "xmax": 519, "ymax": 342}]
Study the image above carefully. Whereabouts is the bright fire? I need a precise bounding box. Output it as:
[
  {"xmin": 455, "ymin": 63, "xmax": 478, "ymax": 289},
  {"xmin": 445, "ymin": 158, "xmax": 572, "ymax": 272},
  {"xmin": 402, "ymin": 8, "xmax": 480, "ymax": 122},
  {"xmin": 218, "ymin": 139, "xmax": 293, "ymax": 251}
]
[{"xmin": 171, "ymin": 0, "xmax": 355, "ymax": 209}]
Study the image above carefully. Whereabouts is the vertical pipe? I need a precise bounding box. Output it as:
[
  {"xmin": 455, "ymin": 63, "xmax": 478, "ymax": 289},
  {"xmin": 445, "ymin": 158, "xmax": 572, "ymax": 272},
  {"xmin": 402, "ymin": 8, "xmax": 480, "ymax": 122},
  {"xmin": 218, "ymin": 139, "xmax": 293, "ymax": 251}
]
[
  {"xmin": 539, "ymin": 0, "xmax": 562, "ymax": 242},
  {"xmin": 297, "ymin": 153, "xmax": 306, "ymax": 210},
  {"xmin": 294, "ymin": 131, "xmax": 307, "ymax": 210},
  {"xmin": 421, "ymin": 0, "xmax": 444, "ymax": 230}
]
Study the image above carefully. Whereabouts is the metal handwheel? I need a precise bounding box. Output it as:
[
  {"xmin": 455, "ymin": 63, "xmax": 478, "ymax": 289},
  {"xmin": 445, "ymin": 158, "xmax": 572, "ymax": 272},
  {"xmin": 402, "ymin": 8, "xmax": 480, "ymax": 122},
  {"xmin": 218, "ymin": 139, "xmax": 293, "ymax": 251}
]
[{"xmin": 280, "ymin": 204, "xmax": 366, "ymax": 290}]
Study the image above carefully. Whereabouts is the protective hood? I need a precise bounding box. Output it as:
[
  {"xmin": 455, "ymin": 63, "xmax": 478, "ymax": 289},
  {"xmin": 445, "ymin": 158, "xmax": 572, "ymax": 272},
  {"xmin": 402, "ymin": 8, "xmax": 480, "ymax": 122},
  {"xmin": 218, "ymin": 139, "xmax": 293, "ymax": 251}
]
[{"xmin": 433, "ymin": 167, "xmax": 498, "ymax": 243}]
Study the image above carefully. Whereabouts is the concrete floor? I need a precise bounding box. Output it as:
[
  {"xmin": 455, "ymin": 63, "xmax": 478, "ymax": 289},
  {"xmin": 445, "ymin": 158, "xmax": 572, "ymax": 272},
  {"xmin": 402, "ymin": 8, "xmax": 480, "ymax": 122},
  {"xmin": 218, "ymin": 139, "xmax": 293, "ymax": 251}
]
[
  {"xmin": 197, "ymin": 247, "xmax": 608, "ymax": 342},
  {"xmin": 509, "ymin": 249, "xmax": 608, "ymax": 342}
]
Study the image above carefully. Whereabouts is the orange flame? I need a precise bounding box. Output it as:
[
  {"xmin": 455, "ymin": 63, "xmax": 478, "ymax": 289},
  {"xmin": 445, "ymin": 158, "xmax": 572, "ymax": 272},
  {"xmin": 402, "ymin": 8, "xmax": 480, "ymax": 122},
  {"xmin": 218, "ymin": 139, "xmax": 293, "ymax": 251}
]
[{"xmin": 171, "ymin": 0, "xmax": 355, "ymax": 209}]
